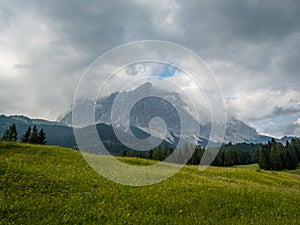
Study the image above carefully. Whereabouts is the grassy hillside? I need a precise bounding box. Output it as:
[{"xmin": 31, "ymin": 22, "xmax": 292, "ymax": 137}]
[{"xmin": 1, "ymin": 142, "xmax": 300, "ymax": 224}]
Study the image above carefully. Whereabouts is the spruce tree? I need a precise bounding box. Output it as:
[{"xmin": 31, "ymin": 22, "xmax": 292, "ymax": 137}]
[
  {"xmin": 291, "ymin": 138, "xmax": 300, "ymax": 161},
  {"xmin": 270, "ymin": 146, "xmax": 282, "ymax": 170},
  {"xmin": 10, "ymin": 124, "xmax": 17, "ymax": 142},
  {"xmin": 119, "ymin": 149, "xmax": 126, "ymax": 157},
  {"xmin": 145, "ymin": 149, "xmax": 153, "ymax": 159},
  {"xmin": 188, "ymin": 145, "xmax": 203, "ymax": 165},
  {"xmin": 21, "ymin": 126, "xmax": 31, "ymax": 143},
  {"xmin": 2, "ymin": 124, "xmax": 17, "ymax": 142},
  {"xmin": 38, "ymin": 129, "xmax": 47, "ymax": 145},
  {"xmin": 2, "ymin": 129, "xmax": 10, "ymax": 141},
  {"xmin": 29, "ymin": 126, "xmax": 39, "ymax": 144},
  {"xmin": 126, "ymin": 149, "xmax": 134, "ymax": 157},
  {"xmin": 162, "ymin": 144, "xmax": 171, "ymax": 160},
  {"xmin": 258, "ymin": 145, "xmax": 271, "ymax": 170},
  {"xmin": 285, "ymin": 142, "xmax": 298, "ymax": 170},
  {"xmin": 153, "ymin": 146, "xmax": 162, "ymax": 161}
]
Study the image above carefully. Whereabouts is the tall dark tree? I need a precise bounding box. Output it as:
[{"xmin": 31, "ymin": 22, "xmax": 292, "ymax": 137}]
[
  {"xmin": 126, "ymin": 149, "xmax": 134, "ymax": 157},
  {"xmin": 285, "ymin": 142, "xmax": 298, "ymax": 170},
  {"xmin": 119, "ymin": 149, "xmax": 126, "ymax": 157},
  {"xmin": 38, "ymin": 129, "xmax": 47, "ymax": 145},
  {"xmin": 10, "ymin": 124, "xmax": 17, "ymax": 142},
  {"xmin": 188, "ymin": 145, "xmax": 205, "ymax": 165},
  {"xmin": 162, "ymin": 144, "xmax": 171, "ymax": 160},
  {"xmin": 270, "ymin": 146, "xmax": 282, "ymax": 170},
  {"xmin": 291, "ymin": 138, "xmax": 300, "ymax": 161},
  {"xmin": 145, "ymin": 149, "xmax": 153, "ymax": 159},
  {"xmin": 21, "ymin": 126, "xmax": 31, "ymax": 143},
  {"xmin": 29, "ymin": 126, "xmax": 39, "ymax": 144},
  {"xmin": 258, "ymin": 145, "xmax": 271, "ymax": 170},
  {"xmin": 2, "ymin": 123, "xmax": 17, "ymax": 142},
  {"xmin": 153, "ymin": 146, "xmax": 162, "ymax": 161},
  {"xmin": 1, "ymin": 130, "xmax": 9, "ymax": 141}
]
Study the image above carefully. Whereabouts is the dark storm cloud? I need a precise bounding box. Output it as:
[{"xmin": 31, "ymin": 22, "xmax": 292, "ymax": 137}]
[
  {"xmin": 277, "ymin": 123, "xmax": 300, "ymax": 136},
  {"xmin": 217, "ymin": 0, "xmax": 300, "ymax": 41},
  {"xmin": 173, "ymin": 0, "xmax": 300, "ymax": 86},
  {"xmin": 174, "ymin": 0, "xmax": 300, "ymax": 49},
  {"xmin": 271, "ymin": 105, "xmax": 300, "ymax": 117},
  {"xmin": 12, "ymin": 0, "xmax": 174, "ymax": 56},
  {"xmin": 0, "ymin": 0, "xmax": 299, "ymax": 137}
]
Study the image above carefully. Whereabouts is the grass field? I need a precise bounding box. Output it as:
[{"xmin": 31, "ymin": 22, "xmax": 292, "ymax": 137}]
[{"xmin": 1, "ymin": 142, "xmax": 300, "ymax": 224}]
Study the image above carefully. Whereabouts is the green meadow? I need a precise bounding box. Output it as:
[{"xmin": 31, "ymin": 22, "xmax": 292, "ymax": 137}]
[{"xmin": 1, "ymin": 142, "xmax": 300, "ymax": 224}]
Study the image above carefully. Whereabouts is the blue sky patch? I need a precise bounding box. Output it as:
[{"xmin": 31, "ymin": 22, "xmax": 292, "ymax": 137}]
[{"xmin": 156, "ymin": 64, "xmax": 179, "ymax": 79}]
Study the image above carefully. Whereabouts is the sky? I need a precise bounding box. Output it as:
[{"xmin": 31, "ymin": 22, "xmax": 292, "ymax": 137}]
[{"xmin": 0, "ymin": 0, "xmax": 300, "ymax": 137}]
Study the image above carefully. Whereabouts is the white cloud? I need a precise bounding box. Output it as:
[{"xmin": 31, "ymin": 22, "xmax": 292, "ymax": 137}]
[{"xmin": 0, "ymin": 0, "xmax": 300, "ymax": 137}]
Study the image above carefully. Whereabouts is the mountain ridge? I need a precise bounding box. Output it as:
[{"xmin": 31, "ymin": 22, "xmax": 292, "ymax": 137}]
[
  {"xmin": 58, "ymin": 82, "xmax": 279, "ymax": 145},
  {"xmin": 0, "ymin": 114, "xmax": 298, "ymax": 150}
]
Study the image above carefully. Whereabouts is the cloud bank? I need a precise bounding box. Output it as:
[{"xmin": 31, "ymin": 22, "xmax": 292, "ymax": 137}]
[{"xmin": 0, "ymin": 0, "xmax": 299, "ymax": 137}]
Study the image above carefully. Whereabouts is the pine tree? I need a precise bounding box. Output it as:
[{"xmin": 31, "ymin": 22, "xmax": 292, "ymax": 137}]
[
  {"xmin": 119, "ymin": 149, "xmax": 126, "ymax": 157},
  {"xmin": 126, "ymin": 149, "xmax": 134, "ymax": 157},
  {"xmin": 270, "ymin": 146, "xmax": 282, "ymax": 170},
  {"xmin": 38, "ymin": 129, "xmax": 47, "ymax": 145},
  {"xmin": 29, "ymin": 126, "xmax": 39, "ymax": 144},
  {"xmin": 2, "ymin": 130, "xmax": 10, "ymax": 141},
  {"xmin": 162, "ymin": 144, "xmax": 171, "ymax": 160},
  {"xmin": 291, "ymin": 138, "xmax": 300, "ymax": 161},
  {"xmin": 145, "ymin": 149, "xmax": 153, "ymax": 159},
  {"xmin": 2, "ymin": 124, "xmax": 17, "ymax": 142},
  {"xmin": 285, "ymin": 142, "xmax": 298, "ymax": 170},
  {"xmin": 153, "ymin": 146, "xmax": 162, "ymax": 161},
  {"xmin": 258, "ymin": 145, "xmax": 271, "ymax": 170},
  {"xmin": 223, "ymin": 149, "xmax": 234, "ymax": 166},
  {"xmin": 10, "ymin": 124, "xmax": 17, "ymax": 141},
  {"xmin": 21, "ymin": 126, "xmax": 31, "ymax": 143}
]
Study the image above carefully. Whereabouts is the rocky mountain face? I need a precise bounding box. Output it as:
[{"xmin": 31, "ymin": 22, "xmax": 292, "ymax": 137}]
[
  {"xmin": 0, "ymin": 81, "xmax": 296, "ymax": 151},
  {"xmin": 58, "ymin": 82, "xmax": 273, "ymax": 145}
]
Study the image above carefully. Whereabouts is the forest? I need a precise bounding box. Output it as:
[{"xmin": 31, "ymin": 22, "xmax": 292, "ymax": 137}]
[{"xmin": 119, "ymin": 138, "xmax": 300, "ymax": 170}]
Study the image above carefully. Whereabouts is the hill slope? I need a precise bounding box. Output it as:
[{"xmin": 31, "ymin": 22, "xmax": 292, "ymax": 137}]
[
  {"xmin": 0, "ymin": 115, "xmax": 76, "ymax": 148},
  {"xmin": 0, "ymin": 115, "xmax": 165, "ymax": 153},
  {"xmin": 1, "ymin": 142, "xmax": 300, "ymax": 224}
]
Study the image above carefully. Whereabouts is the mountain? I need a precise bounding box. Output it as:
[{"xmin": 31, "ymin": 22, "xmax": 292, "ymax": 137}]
[
  {"xmin": 0, "ymin": 114, "xmax": 168, "ymax": 153},
  {"xmin": 58, "ymin": 82, "xmax": 274, "ymax": 145},
  {"xmin": 1, "ymin": 84, "xmax": 295, "ymax": 150}
]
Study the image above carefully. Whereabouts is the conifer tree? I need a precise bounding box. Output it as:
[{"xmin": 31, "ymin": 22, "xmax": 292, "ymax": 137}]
[
  {"xmin": 2, "ymin": 129, "xmax": 9, "ymax": 141},
  {"xmin": 2, "ymin": 124, "xmax": 17, "ymax": 142},
  {"xmin": 10, "ymin": 124, "xmax": 17, "ymax": 142},
  {"xmin": 270, "ymin": 146, "xmax": 282, "ymax": 170},
  {"xmin": 285, "ymin": 142, "xmax": 298, "ymax": 170},
  {"xmin": 291, "ymin": 138, "xmax": 300, "ymax": 161},
  {"xmin": 29, "ymin": 126, "xmax": 39, "ymax": 144},
  {"xmin": 258, "ymin": 145, "xmax": 271, "ymax": 170},
  {"xmin": 153, "ymin": 146, "xmax": 162, "ymax": 161},
  {"xmin": 21, "ymin": 126, "xmax": 31, "ymax": 143},
  {"xmin": 38, "ymin": 129, "xmax": 47, "ymax": 145}
]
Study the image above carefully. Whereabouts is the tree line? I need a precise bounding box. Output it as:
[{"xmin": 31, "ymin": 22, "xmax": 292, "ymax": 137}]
[
  {"xmin": 2, "ymin": 122, "xmax": 298, "ymax": 170},
  {"xmin": 119, "ymin": 144, "xmax": 206, "ymax": 165},
  {"xmin": 258, "ymin": 138, "xmax": 300, "ymax": 170},
  {"xmin": 118, "ymin": 139, "xmax": 299, "ymax": 170},
  {"xmin": 1, "ymin": 123, "xmax": 47, "ymax": 145}
]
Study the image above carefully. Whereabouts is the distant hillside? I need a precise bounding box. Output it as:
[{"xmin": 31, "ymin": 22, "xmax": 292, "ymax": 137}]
[
  {"xmin": 0, "ymin": 115, "xmax": 168, "ymax": 153},
  {"xmin": 1, "ymin": 114, "xmax": 298, "ymax": 151},
  {"xmin": 0, "ymin": 115, "xmax": 76, "ymax": 148},
  {"xmin": 1, "ymin": 142, "xmax": 300, "ymax": 224}
]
